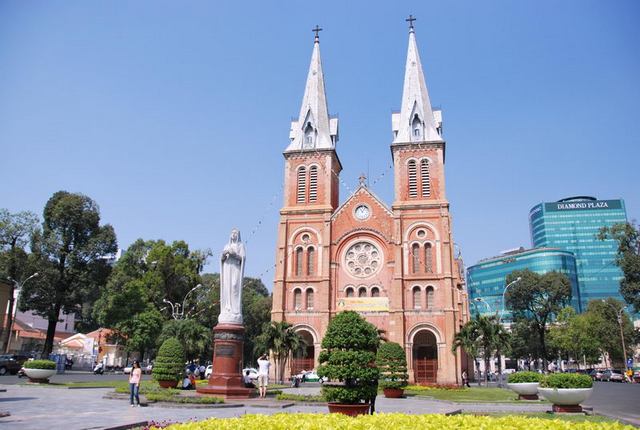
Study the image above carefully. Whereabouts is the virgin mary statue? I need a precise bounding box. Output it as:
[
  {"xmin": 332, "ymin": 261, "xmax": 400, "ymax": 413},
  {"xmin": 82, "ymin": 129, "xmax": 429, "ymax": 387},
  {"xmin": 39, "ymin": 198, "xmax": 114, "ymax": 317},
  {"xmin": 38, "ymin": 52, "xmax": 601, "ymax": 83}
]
[{"xmin": 218, "ymin": 228, "xmax": 245, "ymax": 325}]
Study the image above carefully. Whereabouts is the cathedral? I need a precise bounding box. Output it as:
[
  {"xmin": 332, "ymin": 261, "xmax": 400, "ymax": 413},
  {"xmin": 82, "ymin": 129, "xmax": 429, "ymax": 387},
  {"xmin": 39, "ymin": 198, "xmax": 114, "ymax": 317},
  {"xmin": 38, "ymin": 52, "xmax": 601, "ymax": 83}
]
[{"xmin": 271, "ymin": 21, "xmax": 469, "ymax": 385}]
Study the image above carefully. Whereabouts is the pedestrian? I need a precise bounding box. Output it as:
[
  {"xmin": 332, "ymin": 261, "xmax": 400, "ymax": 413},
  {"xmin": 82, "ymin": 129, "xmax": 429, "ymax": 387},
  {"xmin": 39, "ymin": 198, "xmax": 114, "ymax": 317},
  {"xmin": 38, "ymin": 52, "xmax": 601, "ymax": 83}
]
[
  {"xmin": 257, "ymin": 353, "xmax": 271, "ymax": 398},
  {"xmin": 461, "ymin": 370, "xmax": 470, "ymax": 387},
  {"xmin": 129, "ymin": 360, "xmax": 142, "ymax": 407},
  {"xmin": 243, "ymin": 370, "xmax": 255, "ymax": 388}
]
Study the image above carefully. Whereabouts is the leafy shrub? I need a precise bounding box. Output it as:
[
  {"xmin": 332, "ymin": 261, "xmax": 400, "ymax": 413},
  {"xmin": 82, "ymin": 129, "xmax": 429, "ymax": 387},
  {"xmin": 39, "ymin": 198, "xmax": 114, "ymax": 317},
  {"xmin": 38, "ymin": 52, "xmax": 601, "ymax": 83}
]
[
  {"xmin": 317, "ymin": 311, "xmax": 380, "ymax": 404},
  {"xmin": 404, "ymin": 384, "xmax": 465, "ymax": 391},
  {"xmin": 276, "ymin": 393, "xmax": 326, "ymax": 402},
  {"xmin": 159, "ymin": 412, "xmax": 634, "ymax": 429},
  {"xmin": 146, "ymin": 391, "xmax": 223, "ymax": 404},
  {"xmin": 153, "ymin": 337, "xmax": 185, "ymax": 383},
  {"xmin": 377, "ymin": 342, "xmax": 409, "ymax": 390},
  {"xmin": 507, "ymin": 371, "xmax": 542, "ymax": 384},
  {"xmin": 23, "ymin": 360, "xmax": 56, "ymax": 369},
  {"xmin": 540, "ymin": 373, "xmax": 593, "ymax": 389}
]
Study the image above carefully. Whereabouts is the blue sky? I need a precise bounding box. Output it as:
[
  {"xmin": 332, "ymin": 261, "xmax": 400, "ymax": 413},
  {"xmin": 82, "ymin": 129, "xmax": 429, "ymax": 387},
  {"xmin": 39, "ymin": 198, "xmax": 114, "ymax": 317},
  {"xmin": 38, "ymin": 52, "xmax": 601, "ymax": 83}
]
[{"xmin": 1, "ymin": 1, "xmax": 638, "ymax": 287}]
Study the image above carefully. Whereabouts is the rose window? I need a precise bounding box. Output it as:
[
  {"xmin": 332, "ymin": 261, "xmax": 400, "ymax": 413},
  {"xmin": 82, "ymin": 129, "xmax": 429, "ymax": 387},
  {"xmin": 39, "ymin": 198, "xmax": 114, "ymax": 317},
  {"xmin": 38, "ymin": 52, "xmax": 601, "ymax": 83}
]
[{"xmin": 345, "ymin": 242, "xmax": 381, "ymax": 278}]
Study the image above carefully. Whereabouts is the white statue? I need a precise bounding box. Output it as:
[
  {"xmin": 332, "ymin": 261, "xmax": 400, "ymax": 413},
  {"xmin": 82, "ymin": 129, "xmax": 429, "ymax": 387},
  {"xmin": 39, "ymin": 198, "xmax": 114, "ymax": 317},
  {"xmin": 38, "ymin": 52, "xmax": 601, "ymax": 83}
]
[{"xmin": 218, "ymin": 228, "xmax": 245, "ymax": 324}]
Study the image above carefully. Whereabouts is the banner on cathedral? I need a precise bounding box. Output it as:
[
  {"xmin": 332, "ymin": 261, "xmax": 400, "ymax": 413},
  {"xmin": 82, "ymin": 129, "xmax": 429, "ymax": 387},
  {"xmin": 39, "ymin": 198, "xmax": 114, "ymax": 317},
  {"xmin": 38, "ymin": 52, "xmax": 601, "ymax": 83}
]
[{"xmin": 336, "ymin": 297, "xmax": 389, "ymax": 312}]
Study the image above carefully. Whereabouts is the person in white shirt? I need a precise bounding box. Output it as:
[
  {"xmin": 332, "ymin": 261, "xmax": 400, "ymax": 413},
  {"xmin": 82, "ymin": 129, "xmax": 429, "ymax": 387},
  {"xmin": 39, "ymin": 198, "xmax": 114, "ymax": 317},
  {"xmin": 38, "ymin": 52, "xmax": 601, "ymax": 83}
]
[{"xmin": 256, "ymin": 354, "xmax": 271, "ymax": 398}]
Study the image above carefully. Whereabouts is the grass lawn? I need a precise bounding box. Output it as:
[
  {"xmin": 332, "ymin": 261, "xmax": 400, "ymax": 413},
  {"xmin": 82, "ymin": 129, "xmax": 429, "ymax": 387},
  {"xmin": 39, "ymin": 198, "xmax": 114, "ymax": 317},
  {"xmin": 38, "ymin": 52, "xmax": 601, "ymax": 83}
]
[
  {"xmin": 405, "ymin": 386, "xmax": 522, "ymax": 403},
  {"xmin": 465, "ymin": 412, "xmax": 620, "ymax": 424}
]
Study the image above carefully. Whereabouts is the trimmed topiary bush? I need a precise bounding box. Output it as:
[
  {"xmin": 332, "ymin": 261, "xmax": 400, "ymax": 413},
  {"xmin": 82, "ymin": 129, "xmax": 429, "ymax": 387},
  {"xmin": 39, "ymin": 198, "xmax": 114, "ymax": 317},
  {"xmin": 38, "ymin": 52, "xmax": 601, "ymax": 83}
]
[
  {"xmin": 153, "ymin": 337, "xmax": 185, "ymax": 384},
  {"xmin": 377, "ymin": 342, "xmax": 408, "ymax": 390},
  {"xmin": 507, "ymin": 371, "xmax": 543, "ymax": 384},
  {"xmin": 317, "ymin": 311, "xmax": 380, "ymax": 405},
  {"xmin": 23, "ymin": 360, "xmax": 56, "ymax": 369},
  {"xmin": 541, "ymin": 373, "xmax": 593, "ymax": 389}
]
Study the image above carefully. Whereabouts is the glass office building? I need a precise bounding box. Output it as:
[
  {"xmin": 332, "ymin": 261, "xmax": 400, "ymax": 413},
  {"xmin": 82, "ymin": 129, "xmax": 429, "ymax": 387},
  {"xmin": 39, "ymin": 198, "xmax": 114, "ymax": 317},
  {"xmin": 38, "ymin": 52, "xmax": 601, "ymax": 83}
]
[
  {"xmin": 529, "ymin": 197, "xmax": 627, "ymax": 312},
  {"xmin": 467, "ymin": 248, "xmax": 580, "ymax": 320}
]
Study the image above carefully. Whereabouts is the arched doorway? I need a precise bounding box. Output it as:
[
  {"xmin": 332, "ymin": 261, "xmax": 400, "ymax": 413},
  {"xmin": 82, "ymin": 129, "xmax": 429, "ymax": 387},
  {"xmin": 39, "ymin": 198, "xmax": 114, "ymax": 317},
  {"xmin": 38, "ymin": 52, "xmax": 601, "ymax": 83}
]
[
  {"xmin": 291, "ymin": 329, "xmax": 315, "ymax": 375},
  {"xmin": 413, "ymin": 330, "xmax": 438, "ymax": 384}
]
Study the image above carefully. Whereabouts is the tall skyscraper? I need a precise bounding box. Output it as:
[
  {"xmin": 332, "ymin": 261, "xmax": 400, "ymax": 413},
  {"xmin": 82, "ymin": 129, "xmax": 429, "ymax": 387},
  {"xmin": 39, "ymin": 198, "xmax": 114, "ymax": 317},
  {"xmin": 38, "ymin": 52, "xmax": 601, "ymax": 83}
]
[{"xmin": 529, "ymin": 196, "xmax": 628, "ymax": 311}]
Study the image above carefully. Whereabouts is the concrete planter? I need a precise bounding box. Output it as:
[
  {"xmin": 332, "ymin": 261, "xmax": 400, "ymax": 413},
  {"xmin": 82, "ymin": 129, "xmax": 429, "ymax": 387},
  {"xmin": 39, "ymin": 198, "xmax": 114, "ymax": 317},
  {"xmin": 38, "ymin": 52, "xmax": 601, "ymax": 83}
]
[
  {"xmin": 24, "ymin": 368, "xmax": 56, "ymax": 383},
  {"xmin": 158, "ymin": 379, "xmax": 179, "ymax": 389},
  {"xmin": 537, "ymin": 387, "xmax": 593, "ymax": 412},
  {"xmin": 507, "ymin": 382, "xmax": 539, "ymax": 400},
  {"xmin": 383, "ymin": 388, "xmax": 405, "ymax": 398}
]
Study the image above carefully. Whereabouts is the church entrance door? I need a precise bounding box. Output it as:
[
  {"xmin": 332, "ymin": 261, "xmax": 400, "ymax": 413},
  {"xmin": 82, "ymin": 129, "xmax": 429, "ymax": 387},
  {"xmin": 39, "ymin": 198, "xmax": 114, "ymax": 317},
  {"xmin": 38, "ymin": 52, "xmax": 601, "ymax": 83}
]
[
  {"xmin": 413, "ymin": 330, "xmax": 438, "ymax": 384},
  {"xmin": 291, "ymin": 329, "xmax": 314, "ymax": 376}
]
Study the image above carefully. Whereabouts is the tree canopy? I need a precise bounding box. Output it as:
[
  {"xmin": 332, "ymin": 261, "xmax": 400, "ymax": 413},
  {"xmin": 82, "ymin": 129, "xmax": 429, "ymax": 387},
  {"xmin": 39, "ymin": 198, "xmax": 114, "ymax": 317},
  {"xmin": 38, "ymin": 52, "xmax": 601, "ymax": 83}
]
[{"xmin": 599, "ymin": 222, "xmax": 640, "ymax": 312}]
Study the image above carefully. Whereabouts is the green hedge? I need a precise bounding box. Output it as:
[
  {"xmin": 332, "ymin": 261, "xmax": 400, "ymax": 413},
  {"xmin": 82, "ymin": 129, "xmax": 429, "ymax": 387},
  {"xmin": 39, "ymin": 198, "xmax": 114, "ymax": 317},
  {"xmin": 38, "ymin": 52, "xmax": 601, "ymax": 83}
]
[
  {"xmin": 23, "ymin": 360, "xmax": 56, "ymax": 369},
  {"xmin": 153, "ymin": 337, "xmax": 185, "ymax": 383},
  {"xmin": 507, "ymin": 371, "xmax": 542, "ymax": 384},
  {"xmin": 540, "ymin": 373, "xmax": 593, "ymax": 389},
  {"xmin": 377, "ymin": 342, "xmax": 408, "ymax": 390}
]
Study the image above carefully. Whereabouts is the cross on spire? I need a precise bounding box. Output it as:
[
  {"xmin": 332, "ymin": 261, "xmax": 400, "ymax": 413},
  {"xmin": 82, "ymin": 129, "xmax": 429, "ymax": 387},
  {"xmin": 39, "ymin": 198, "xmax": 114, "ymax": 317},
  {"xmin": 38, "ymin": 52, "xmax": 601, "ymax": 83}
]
[
  {"xmin": 359, "ymin": 173, "xmax": 367, "ymax": 186},
  {"xmin": 312, "ymin": 25, "xmax": 323, "ymax": 42},
  {"xmin": 406, "ymin": 14, "xmax": 416, "ymax": 30}
]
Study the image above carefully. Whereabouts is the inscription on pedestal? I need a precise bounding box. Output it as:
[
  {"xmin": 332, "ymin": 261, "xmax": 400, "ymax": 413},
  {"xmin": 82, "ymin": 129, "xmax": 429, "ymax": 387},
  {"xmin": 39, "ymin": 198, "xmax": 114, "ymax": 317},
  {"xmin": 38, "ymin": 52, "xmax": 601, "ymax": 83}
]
[{"xmin": 216, "ymin": 344, "xmax": 235, "ymax": 357}]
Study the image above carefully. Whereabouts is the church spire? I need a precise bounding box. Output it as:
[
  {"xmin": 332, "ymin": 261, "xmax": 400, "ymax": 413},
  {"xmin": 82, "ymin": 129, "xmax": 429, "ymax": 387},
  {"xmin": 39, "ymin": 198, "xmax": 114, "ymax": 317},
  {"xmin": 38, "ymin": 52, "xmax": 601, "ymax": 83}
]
[
  {"xmin": 286, "ymin": 26, "xmax": 338, "ymax": 152},
  {"xmin": 392, "ymin": 16, "xmax": 442, "ymax": 144}
]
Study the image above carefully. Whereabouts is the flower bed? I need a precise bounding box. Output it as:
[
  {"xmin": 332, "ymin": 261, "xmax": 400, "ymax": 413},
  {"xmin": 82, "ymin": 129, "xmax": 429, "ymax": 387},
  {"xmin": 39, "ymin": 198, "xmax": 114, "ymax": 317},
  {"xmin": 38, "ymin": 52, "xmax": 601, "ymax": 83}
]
[{"xmin": 157, "ymin": 413, "xmax": 633, "ymax": 429}]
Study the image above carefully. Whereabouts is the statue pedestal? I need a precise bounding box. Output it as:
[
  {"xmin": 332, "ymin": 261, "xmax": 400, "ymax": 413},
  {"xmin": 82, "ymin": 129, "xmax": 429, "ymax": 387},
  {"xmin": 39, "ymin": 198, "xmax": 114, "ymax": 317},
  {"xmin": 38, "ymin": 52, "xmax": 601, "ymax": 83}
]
[{"xmin": 196, "ymin": 323, "xmax": 253, "ymax": 399}]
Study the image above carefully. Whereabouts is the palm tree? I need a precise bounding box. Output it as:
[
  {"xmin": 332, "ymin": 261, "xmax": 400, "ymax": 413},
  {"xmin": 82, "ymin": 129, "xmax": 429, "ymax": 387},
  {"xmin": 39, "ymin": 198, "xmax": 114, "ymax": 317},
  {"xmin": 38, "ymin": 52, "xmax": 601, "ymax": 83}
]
[
  {"xmin": 452, "ymin": 322, "xmax": 480, "ymax": 386},
  {"xmin": 255, "ymin": 321, "xmax": 306, "ymax": 384}
]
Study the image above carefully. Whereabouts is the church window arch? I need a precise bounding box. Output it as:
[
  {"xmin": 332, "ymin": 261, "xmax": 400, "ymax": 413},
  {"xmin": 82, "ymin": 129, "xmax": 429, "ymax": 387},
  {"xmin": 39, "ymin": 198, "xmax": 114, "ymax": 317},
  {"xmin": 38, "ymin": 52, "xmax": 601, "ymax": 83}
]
[
  {"xmin": 408, "ymin": 159, "xmax": 418, "ymax": 198},
  {"xmin": 293, "ymin": 288, "xmax": 302, "ymax": 310},
  {"xmin": 306, "ymin": 247, "xmax": 315, "ymax": 276},
  {"xmin": 296, "ymin": 166, "xmax": 306, "ymax": 203},
  {"xmin": 345, "ymin": 286, "xmax": 354, "ymax": 298},
  {"xmin": 371, "ymin": 286, "xmax": 380, "ymax": 297},
  {"xmin": 358, "ymin": 286, "xmax": 367, "ymax": 297},
  {"xmin": 412, "ymin": 286, "xmax": 422, "ymax": 309},
  {"xmin": 412, "ymin": 114, "xmax": 422, "ymax": 140},
  {"xmin": 306, "ymin": 288, "xmax": 314, "ymax": 310},
  {"xmin": 304, "ymin": 122, "xmax": 314, "ymax": 146},
  {"xmin": 295, "ymin": 247, "xmax": 303, "ymax": 277},
  {"xmin": 420, "ymin": 158, "xmax": 431, "ymax": 197},
  {"xmin": 426, "ymin": 286, "xmax": 435, "ymax": 309},
  {"xmin": 411, "ymin": 243, "xmax": 420, "ymax": 273},
  {"xmin": 308, "ymin": 165, "xmax": 318, "ymax": 202},
  {"xmin": 425, "ymin": 243, "xmax": 433, "ymax": 273}
]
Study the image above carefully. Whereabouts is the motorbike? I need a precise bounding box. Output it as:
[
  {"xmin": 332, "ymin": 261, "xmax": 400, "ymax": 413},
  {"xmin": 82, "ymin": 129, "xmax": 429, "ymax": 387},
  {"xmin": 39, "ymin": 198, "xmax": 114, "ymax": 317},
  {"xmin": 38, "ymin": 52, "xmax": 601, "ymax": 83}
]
[
  {"xmin": 93, "ymin": 362, "xmax": 104, "ymax": 375},
  {"xmin": 17, "ymin": 366, "xmax": 25, "ymax": 378}
]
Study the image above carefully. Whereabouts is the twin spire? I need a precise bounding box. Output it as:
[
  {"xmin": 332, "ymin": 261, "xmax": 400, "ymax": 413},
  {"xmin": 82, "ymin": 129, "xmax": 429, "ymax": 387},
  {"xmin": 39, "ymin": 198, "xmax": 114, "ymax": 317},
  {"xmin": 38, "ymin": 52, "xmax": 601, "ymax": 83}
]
[{"xmin": 286, "ymin": 17, "xmax": 441, "ymax": 153}]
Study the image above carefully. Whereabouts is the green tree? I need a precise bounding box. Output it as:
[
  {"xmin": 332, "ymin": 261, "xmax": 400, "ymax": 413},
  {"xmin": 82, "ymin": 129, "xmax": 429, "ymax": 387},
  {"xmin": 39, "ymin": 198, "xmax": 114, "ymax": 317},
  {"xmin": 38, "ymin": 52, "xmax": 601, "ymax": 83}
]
[
  {"xmin": 452, "ymin": 321, "xmax": 481, "ymax": 385},
  {"xmin": 0, "ymin": 209, "xmax": 39, "ymax": 352},
  {"xmin": 548, "ymin": 307, "xmax": 601, "ymax": 366},
  {"xmin": 157, "ymin": 319, "xmax": 211, "ymax": 361},
  {"xmin": 255, "ymin": 321, "xmax": 306, "ymax": 384},
  {"xmin": 584, "ymin": 298, "xmax": 637, "ymax": 367},
  {"xmin": 508, "ymin": 318, "xmax": 545, "ymax": 370},
  {"xmin": 119, "ymin": 309, "xmax": 164, "ymax": 360},
  {"xmin": 153, "ymin": 337, "xmax": 186, "ymax": 384},
  {"xmin": 19, "ymin": 192, "xmax": 117, "ymax": 357},
  {"xmin": 376, "ymin": 342, "xmax": 408, "ymax": 390},
  {"xmin": 599, "ymin": 222, "xmax": 640, "ymax": 312},
  {"xmin": 505, "ymin": 269, "xmax": 572, "ymax": 369}
]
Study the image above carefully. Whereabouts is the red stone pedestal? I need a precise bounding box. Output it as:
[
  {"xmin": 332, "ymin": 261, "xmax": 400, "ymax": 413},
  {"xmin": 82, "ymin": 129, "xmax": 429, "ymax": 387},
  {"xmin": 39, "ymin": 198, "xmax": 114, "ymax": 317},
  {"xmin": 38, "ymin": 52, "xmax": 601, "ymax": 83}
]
[
  {"xmin": 552, "ymin": 404, "xmax": 583, "ymax": 413},
  {"xmin": 196, "ymin": 323, "xmax": 253, "ymax": 399},
  {"xmin": 519, "ymin": 394, "xmax": 539, "ymax": 400}
]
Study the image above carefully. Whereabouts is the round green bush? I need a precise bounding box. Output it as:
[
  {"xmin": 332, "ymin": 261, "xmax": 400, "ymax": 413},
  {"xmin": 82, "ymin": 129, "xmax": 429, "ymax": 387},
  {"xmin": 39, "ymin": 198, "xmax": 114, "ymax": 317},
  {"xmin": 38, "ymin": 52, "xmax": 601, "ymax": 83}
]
[
  {"xmin": 507, "ymin": 371, "xmax": 542, "ymax": 384},
  {"xmin": 23, "ymin": 360, "xmax": 56, "ymax": 370},
  {"xmin": 377, "ymin": 342, "xmax": 408, "ymax": 390},
  {"xmin": 153, "ymin": 337, "xmax": 185, "ymax": 383},
  {"xmin": 540, "ymin": 373, "xmax": 593, "ymax": 389},
  {"xmin": 317, "ymin": 311, "xmax": 380, "ymax": 404}
]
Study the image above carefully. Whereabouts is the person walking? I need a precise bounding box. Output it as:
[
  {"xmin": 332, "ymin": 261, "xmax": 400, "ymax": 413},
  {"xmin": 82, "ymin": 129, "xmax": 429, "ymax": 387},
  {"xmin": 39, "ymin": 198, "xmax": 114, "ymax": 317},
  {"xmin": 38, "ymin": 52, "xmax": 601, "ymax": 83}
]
[
  {"xmin": 461, "ymin": 370, "xmax": 470, "ymax": 387},
  {"xmin": 129, "ymin": 360, "xmax": 142, "ymax": 407},
  {"xmin": 257, "ymin": 354, "xmax": 271, "ymax": 399}
]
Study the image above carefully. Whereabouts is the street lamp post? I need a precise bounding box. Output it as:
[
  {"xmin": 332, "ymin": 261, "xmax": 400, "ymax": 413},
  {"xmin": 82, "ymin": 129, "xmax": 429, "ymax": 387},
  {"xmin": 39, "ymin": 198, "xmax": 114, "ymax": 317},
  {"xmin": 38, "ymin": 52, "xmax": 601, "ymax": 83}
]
[
  {"xmin": 5, "ymin": 272, "xmax": 39, "ymax": 353},
  {"xmin": 601, "ymin": 300, "xmax": 628, "ymax": 369},
  {"xmin": 163, "ymin": 284, "xmax": 204, "ymax": 320},
  {"xmin": 473, "ymin": 297, "xmax": 494, "ymax": 315},
  {"xmin": 499, "ymin": 277, "xmax": 522, "ymax": 323}
]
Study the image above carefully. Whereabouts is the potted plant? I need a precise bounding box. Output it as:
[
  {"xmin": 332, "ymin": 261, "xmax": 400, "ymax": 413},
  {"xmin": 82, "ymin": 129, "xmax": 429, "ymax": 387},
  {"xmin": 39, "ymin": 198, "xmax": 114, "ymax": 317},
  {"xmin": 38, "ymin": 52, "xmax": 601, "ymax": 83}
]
[
  {"xmin": 152, "ymin": 337, "xmax": 185, "ymax": 389},
  {"xmin": 23, "ymin": 359, "xmax": 57, "ymax": 383},
  {"xmin": 537, "ymin": 373, "xmax": 594, "ymax": 413},
  {"xmin": 377, "ymin": 342, "xmax": 408, "ymax": 398},
  {"xmin": 506, "ymin": 371, "xmax": 543, "ymax": 400},
  {"xmin": 317, "ymin": 311, "xmax": 380, "ymax": 416}
]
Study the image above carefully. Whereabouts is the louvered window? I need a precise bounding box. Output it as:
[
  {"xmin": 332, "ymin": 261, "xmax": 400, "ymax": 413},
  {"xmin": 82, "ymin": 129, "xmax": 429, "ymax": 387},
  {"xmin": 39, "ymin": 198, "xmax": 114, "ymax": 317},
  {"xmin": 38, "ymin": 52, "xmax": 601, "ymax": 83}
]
[
  {"xmin": 413, "ymin": 287, "xmax": 422, "ymax": 309},
  {"xmin": 420, "ymin": 159, "xmax": 430, "ymax": 197},
  {"xmin": 425, "ymin": 243, "xmax": 433, "ymax": 273},
  {"xmin": 295, "ymin": 248, "xmax": 303, "ymax": 276},
  {"xmin": 306, "ymin": 289, "xmax": 314, "ymax": 309},
  {"xmin": 412, "ymin": 243, "xmax": 420, "ymax": 274},
  {"xmin": 426, "ymin": 286, "xmax": 434, "ymax": 309},
  {"xmin": 371, "ymin": 287, "xmax": 380, "ymax": 297},
  {"xmin": 297, "ymin": 166, "xmax": 306, "ymax": 203},
  {"xmin": 408, "ymin": 160, "xmax": 418, "ymax": 198},
  {"xmin": 358, "ymin": 287, "xmax": 367, "ymax": 297},
  {"xmin": 307, "ymin": 247, "xmax": 315, "ymax": 276},
  {"xmin": 309, "ymin": 166, "xmax": 318, "ymax": 202},
  {"xmin": 294, "ymin": 289, "xmax": 302, "ymax": 309}
]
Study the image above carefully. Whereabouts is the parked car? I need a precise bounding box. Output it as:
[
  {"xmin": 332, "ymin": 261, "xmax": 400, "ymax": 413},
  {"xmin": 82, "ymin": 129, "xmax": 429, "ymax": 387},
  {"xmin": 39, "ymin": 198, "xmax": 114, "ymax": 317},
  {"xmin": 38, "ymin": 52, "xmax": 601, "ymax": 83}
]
[
  {"xmin": 242, "ymin": 368, "xmax": 258, "ymax": 380},
  {"xmin": 293, "ymin": 369, "xmax": 327, "ymax": 383},
  {"xmin": 588, "ymin": 369, "xmax": 604, "ymax": 381},
  {"xmin": 602, "ymin": 369, "xmax": 625, "ymax": 382},
  {"xmin": 0, "ymin": 354, "xmax": 29, "ymax": 376},
  {"xmin": 502, "ymin": 368, "xmax": 516, "ymax": 375},
  {"xmin": 205, "ymin": 365, "xmax": 213, "ymax": 378}
]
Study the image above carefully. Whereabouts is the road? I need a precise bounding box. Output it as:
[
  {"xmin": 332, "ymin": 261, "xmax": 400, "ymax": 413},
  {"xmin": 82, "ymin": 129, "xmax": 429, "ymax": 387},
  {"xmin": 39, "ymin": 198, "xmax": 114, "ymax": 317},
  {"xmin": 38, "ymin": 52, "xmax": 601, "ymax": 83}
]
[{"xmin": 584, "ymin": 381, "xmax": 640, "ymax": 425}]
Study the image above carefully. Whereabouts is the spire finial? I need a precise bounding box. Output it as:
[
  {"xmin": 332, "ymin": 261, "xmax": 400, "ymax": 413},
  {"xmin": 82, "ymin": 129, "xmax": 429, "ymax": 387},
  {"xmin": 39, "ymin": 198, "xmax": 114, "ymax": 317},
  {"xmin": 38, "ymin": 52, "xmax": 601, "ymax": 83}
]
[
  {"xmin": 406, "ymin": 14, "xmax": 416, "ymax": 31},
  {"xmin": 359, "ymin": 173, "xmax": 367, "ymax": 187},
  {"xmin": 312, "ymin": 25, "xmax": 323, "ymax": 43}
]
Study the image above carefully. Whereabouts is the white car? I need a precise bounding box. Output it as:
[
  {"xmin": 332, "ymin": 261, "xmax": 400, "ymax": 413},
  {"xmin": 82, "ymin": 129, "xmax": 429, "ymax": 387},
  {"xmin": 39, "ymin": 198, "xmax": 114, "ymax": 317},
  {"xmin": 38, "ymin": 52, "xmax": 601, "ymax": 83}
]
[
  {"xmin": 293, "ymin": 369, "xmax": 327, "ymax": 383},
  {"xmin": 242, "ymin": 367, "xmax": 258, "ymax": 380},
  {"xmin": 205, "ymin": 365, "xmax": 213, "ymax": 378}
]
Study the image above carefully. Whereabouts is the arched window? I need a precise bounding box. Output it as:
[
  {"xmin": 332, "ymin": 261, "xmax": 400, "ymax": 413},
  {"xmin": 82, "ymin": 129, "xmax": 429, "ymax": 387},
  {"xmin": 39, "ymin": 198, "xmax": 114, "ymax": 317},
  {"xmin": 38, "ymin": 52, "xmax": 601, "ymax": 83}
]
[
  {"xmin": 412, "ymin": 286, "xmax": 422, "ymax": 309},
  {"xmin": 412, "ymin": 243, "xmax": 420, "ymax": 273},
  {"xmin": 412, "ymin": 114, "xmax": 422, "ymax": 139},
  {"xmin": 408, "ymin": 160, "xmax": 418, "ymax": 198},
  {"xmin": 293, "ymin": 289, "xmax": 302, "ymax": 310},
  {"xmin": 297, "ymin": 166, "xmax": 306, "ymax": 203},
  {"xmin": 425, "ymin": 243, "xmax": 433, "ymax": 273},
  {"xmin": 304, "ymin": 122, "xmax": 314, "ymax": 146},
  {"xmin": 306, "ymin": 288, "xmax": 314, "ymax": 309},
  {"xmin": 371, "ymin": 287, "xmax": 380, "ymax": 297},
  {"xmin": 295, "ymin": 247, "xmax": 303, "ymax": 276},
  {"xmin": 309, "ymin": 166, "xmax": 318, "ymax": 203},
  {"xmin": 358, "ymin": 287, "xmax": 367, "ymax": 298},
  {"xmin": 420, "ymin": 159, "xmax": 430, "ymax": 197},
  {"xmin": 426, "ymin": 286, "xmax": 434, "ymax": 309},
  {"xmin": 307, "ymin": 247, "xmax": 315, "ymax": 276},
  {"xmin": 345, "ymin": 287, "xmax": 354, "ymax": 298}
]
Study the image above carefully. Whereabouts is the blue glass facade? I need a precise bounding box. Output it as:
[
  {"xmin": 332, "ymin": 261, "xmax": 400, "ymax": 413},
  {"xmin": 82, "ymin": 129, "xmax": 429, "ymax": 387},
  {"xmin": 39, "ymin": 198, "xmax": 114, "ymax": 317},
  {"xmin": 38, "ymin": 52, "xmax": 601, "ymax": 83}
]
[
  {"xmin": 529, "ymin": 197, "xmax": 627, "ymax": 312},
  {"xmin": 467, "ymin": 248, "xmax": 580, "ymax": 320}
]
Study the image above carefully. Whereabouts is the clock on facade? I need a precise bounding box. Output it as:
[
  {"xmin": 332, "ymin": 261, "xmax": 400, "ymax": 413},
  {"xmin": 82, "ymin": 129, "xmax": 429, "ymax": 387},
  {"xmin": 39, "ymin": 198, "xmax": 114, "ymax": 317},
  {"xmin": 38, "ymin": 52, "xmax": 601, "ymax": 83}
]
[{"xmin": 354, "ymin": 205, "xmax": 370, "ymax": 220}]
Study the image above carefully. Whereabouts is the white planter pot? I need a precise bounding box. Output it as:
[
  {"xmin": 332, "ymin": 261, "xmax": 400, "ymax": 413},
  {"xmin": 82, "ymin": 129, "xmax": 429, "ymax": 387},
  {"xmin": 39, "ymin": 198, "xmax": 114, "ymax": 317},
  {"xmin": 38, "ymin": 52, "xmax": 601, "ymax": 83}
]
[
  {"xmin": 24, "ymin": 368, "xmax": 56, "ymax": 381},
  {"xmin": 537, "ymin": 387, "xmax": 593, "ymax": 406},
  {"xmin": 507, "ymin": 382, "xmax": 539, "ymax": 396}
]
